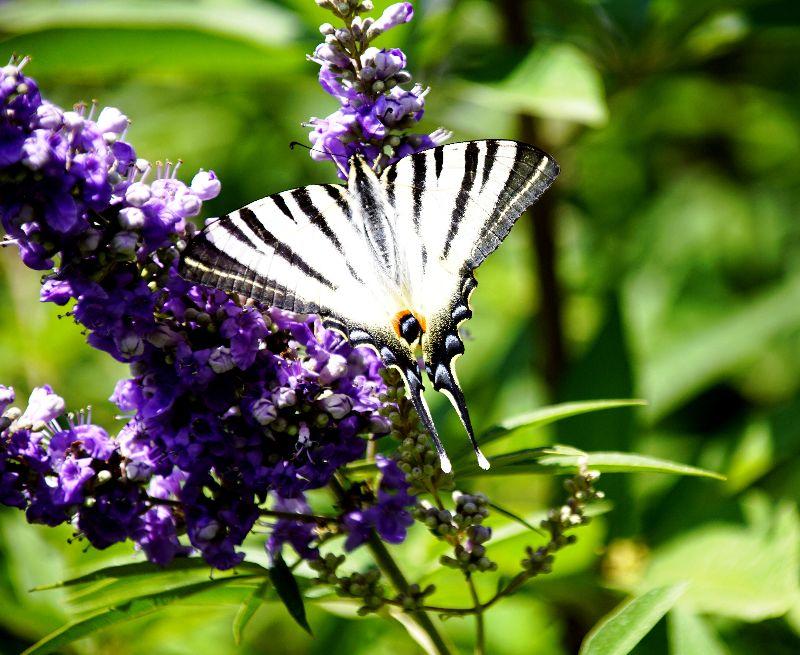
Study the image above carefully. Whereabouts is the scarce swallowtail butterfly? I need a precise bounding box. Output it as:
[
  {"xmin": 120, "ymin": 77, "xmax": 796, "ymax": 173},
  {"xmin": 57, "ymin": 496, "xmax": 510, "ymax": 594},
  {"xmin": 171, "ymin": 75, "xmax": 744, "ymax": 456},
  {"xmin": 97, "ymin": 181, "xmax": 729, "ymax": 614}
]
[{"xmin": 179, "ymin": 140, "xmax": 559, "ymax": 472}]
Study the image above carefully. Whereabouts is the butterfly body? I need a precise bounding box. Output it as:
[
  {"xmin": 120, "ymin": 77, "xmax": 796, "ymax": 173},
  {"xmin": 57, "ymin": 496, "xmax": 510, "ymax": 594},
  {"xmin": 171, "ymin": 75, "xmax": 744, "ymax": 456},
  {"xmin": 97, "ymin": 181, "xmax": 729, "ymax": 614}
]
[{"xmin": 180, "ymin": 140, "xmax": 559, "ymax": 472}]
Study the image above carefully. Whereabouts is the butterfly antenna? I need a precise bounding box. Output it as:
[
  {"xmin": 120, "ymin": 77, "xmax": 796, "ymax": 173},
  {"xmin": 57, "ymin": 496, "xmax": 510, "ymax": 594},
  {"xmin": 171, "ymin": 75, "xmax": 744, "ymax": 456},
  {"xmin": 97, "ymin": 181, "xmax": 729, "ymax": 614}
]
[
  {"xmin": 289, "ymin": 141, "xmax": 350, "ymax": 178},
  {"xmin": 396, "ymin": 365, "xmax": 452, "ymax": 473}
]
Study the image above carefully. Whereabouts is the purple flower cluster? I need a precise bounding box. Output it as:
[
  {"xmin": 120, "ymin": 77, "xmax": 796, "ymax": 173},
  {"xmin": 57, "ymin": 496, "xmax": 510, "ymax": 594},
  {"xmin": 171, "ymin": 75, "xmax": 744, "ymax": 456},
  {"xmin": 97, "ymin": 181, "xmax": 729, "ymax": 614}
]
[
  {"xmin": 0, "ymin": 57, "xmax": 411, "ymax": 569},
  {"xmin": 307, "ymin": 1, "xmax": 450, "ymax": 176},
  {"xmin": 0, "ymin": 385, "xmax": 189, "ymax": 562},
  {"xmin": 343, "ymin": 455, "xmax": 416, "ymax": 550}
]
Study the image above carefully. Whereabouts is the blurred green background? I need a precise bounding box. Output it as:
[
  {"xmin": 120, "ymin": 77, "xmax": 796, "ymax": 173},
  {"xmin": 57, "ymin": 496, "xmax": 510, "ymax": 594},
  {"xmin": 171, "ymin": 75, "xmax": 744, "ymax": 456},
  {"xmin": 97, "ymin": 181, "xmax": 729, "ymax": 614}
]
[{"xmin": 2, "ymin": 0, "xmax": 800, "ymax": 653}]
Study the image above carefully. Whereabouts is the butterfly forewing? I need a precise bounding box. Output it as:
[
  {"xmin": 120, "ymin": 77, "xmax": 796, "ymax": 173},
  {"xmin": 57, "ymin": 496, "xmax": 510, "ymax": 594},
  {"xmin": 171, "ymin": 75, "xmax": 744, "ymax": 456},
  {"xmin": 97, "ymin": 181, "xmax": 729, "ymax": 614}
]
[{"xmin": 179, "ymin": 140, "xmax": 559, "ymax": 471}]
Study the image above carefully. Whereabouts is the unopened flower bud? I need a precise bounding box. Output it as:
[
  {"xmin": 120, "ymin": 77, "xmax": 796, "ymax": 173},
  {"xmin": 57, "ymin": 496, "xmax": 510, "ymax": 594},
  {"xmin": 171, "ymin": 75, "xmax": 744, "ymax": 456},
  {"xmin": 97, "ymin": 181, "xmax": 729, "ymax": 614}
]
[
  {"xmin": 208, "ymin": 346, "xmax": 235, "ymax": 373},
  {"xmin": 119, "ymin": 206, "xmax": 145, "ymax": 229},
  {"xmin": 320, "ymin": 393, "xmax": 353, "ymax": 419},
  {"xmin": 190, "ymin": 170, "xmax": 221, "ymax": 201},
  {"xmin": 251, "ymin": 399, "xmax": 278, "ymax": 425},
  {"xmin": 97, "ymin": 106, "xmax": 129, "ymax": 135},
  {"xmin": 63, "ymin": 110, "xmax": 84, "ymax": 131}
]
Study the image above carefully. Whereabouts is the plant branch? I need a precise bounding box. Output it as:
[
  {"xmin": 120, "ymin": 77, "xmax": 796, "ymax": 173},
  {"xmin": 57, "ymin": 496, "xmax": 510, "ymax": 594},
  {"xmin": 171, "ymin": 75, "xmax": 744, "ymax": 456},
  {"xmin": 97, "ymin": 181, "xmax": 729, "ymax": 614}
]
[
  {"xmin": 329, "ymin": 475, "xmax": 453, "ymax": 655},
  {"xmin": 147, "ymin": 495, "xmax": 339, "ymax": 526},
  {"xmin": 467, "ymin": 574, "xmax": 486, "ymax": 655},
  {"xmin": 499, "ymin": 0, "xmax": 566, "ymax": 395}
]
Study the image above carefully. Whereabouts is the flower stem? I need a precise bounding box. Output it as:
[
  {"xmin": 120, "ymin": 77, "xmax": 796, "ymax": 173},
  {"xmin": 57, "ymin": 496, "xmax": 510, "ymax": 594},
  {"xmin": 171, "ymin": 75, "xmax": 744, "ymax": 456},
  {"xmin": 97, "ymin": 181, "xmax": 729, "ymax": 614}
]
[
  {"xmin": 467, "ymin": 575, "xmax": 486, "ymax": 655},
  {"xmin": 329, "ymin": 476, "xmax": 452, "ymax": 655}
]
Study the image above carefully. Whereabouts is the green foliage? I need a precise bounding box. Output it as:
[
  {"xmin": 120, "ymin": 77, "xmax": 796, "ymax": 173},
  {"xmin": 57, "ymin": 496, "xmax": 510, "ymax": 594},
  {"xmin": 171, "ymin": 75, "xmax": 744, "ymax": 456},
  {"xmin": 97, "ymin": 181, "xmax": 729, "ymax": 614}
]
[
  {"xmin": 2, "ymin": 0, "xmax": 800, "ymax": 652},
  {"xmin": 580, "ymin": 583, "xmax": 688, "ymax": 655},
  {"xmin": 268, "ymin": 556, "xmax": 312, "ymax": 635}
]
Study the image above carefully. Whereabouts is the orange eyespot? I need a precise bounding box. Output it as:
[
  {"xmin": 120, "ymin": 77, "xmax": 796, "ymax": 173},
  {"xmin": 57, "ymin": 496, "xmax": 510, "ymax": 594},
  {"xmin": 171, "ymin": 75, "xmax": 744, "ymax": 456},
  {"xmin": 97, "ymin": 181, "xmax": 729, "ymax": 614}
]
[
  {"xmin": 392, "ymin": 310, "xmax": 411, "ymax": 339},
  {"xmin": 393, "ymin": 310, "xmax": 426, "ymax": 344}
]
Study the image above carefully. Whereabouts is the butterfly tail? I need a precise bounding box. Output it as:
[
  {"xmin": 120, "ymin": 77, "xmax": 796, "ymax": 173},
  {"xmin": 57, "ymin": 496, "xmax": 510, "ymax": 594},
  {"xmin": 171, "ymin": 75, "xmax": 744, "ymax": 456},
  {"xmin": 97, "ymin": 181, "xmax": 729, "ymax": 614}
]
[
  {"xmin": 428, "ymin": 362, "xmax": 490, "ymax": 470},
  {"xmin": 394, "ymin": 364, "xmax": 452, "ymax": 473}
]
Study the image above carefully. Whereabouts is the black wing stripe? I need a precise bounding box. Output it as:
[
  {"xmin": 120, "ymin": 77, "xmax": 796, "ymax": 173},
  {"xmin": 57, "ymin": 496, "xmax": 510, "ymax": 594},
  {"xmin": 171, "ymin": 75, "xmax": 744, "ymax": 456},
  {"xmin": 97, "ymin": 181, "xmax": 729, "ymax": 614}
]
[
  {"xmin": 290, "ymin": 187, "xmax": 320, "ymax": 222},
  {"xmin": 434, "ymin": 145, "xmax": 444, "ymax": 179},
  {"xmin": 480, "ymin": 139, "xmax": 500, "ymax": 190},
  {"xmin": 321, "ymin": 184, "xmax": 352, "ymax": 220},
  {"xmin": 443, "ymin": 141, "xmax": 481, "ymax": 258},
  {"xmin": 353, "ymin": 158, "xmax": 397, "ymax": 274},
  {"xmin": 385, "ymin": 166, "xmax": 397, "ymax": 209},
  {"xmin": 237, "ymin": 207, "xmax": 336, "ymax": 291},
  {"xmin": 318, "ymin": 187, "xmax": 366, "ymax": 284},
  {"xmin": 411, "ymin": 152, "xmax": 426, "ymax": 231},
  {"xmin": 216, "ymin": 214, "xmax": 260, "ymax": 252},
  {"xmin": 300, "ymin": 187, "xmax": 343, "ymax": 251},
  {"xmin": 271, "ymin": 194, "xmax": 297, "ymax": 223},
  {"xmin": 235, "ymin": 207, "xmax": 280, "ymax": 305}
]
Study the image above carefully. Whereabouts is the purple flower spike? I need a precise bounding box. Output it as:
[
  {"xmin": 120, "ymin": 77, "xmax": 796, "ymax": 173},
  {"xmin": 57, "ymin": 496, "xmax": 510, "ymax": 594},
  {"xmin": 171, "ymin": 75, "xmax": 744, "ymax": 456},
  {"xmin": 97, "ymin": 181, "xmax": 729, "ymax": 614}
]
[
  {"xmin": 1, "ymin": 54, "xmax": 405, "ymax": 570},
  {"xmin": 306, "ymin": 0, "xmax": 450, "ymax": 177}
]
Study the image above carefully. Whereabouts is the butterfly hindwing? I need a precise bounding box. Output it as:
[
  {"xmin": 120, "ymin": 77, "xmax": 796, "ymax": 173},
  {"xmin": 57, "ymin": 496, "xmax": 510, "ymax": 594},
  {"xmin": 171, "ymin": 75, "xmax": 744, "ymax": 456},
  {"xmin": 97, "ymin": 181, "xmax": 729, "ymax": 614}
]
[{"xmin": 380, "ymin": 140, "xmax": 559, "ymax": 468}]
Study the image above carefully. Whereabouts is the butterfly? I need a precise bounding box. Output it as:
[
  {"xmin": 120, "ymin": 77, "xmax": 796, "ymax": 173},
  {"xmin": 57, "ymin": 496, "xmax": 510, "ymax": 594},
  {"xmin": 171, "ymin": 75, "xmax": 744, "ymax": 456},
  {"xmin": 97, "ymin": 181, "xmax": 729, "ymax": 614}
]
[{"xmin": 179, "ymin": 139, "xmax": 559, "ymax": 472}]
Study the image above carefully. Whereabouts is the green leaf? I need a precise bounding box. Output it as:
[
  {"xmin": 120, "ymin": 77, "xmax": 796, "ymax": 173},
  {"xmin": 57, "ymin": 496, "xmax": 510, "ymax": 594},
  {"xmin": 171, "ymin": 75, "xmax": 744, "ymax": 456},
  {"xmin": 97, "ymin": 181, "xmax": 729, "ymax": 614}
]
[
  {"xmin": 642, "ymin": 498, "xmax": 800, "ymax": 621},
  {"xmin": 268, "ymin": 555, "xmax": 312, "ymax": 635},
  {"xmin": 0, "ymin": 1, "xmax": 303, "ymax": 81},
  {"xmin": 0, "ymin": 0, "xmax": 299, "ymax": 45},
  {"xmin": 388, "ymin": 606, "xmax": 442, "ymax": 655},
  {"xmin": 488, "ymin": 501, "xmax": 545, "ymax": 535},
  {"xmin": 453, "ymin": 43, "xmax": 609, "ymax": 126},
  {"xmin": 643, "ymin": 275, "xmax": 800, "ymax": 420},
  {"xmin": 451, "ymin": 399, "xmax": 646, "ymax": 465},
  {"xmin": 31, "ymin": 558, "xmax": 265, "ymax": 591},
  {"xmin": 232, "ymin": 580, "xmax": 270, "ymax": 645},
  {"xmin": 580, "ymin": 583, "xmax": 688, "ymax": 655},
  {"xmin": 460, "ymin": 449, "xmax": 725, "ymax": 480},
  {"xmin": 668, "ymin": 608, "xmax": 729, "ymax": 655},
  {"xmin": 22, "ymin": 577, "xmax": 250, "ymax": 655}
]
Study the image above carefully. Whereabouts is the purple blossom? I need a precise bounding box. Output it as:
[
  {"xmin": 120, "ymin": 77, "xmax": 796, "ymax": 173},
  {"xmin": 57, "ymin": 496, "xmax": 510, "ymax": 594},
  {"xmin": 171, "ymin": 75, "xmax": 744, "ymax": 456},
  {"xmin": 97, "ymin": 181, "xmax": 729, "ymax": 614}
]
[
  {"xmin": 343, "ymin": 456, "xmax": 416, "ymax": 550},
  {"xmin": 19, "ymin": 386, "xmax": 65, "ymax": 426},
  {"xmin": 306, "ymin": 2, "xmax": 449, "ymax": 177},
  {"xmin": 369, "ymin": 2, "xmax": 414, "ymax": 37},
  {"xmin": 0, "ymin": 55, "xmax": 409, "ymax": 571}
]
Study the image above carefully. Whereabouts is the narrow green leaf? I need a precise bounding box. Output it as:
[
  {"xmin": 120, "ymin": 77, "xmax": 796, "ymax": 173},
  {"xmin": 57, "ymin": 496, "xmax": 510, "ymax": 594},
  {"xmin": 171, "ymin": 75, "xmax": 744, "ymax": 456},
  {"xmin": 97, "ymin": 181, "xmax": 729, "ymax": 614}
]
[
  {"xmin": 580, "ymin": 583, "xmax": 688, "ymax": 655},
  {"xmin": 388, "ymin": 606, "xmax": 441, "ymax": 655},
  {"xmin": 23, "ymin": 577, "xmax": 248, "ymax": 655},
  {"xmin": 451, "ymin": 399, "xmax": 645, "ymax": 465},
  {"xmin": 460, "ymin": 450, "xmax": 724, "ymax": 480},
  {"xmin": 668, "ymin": 608, "xmax": 729, "ymax": 655},
  {"xmin": 488, "ymin": 501, "xmax": 545, "ymax": 535},
  {"xmin": 268, "ymin": 555, "xmax": 312, "ymax": 635},
  {"xmin": 232, "ymin": 580, "xmax": 270, "ymax": 645},
  {"xmin": 30, "ymin": 558, "xmax": 266, "ymax": 592}
]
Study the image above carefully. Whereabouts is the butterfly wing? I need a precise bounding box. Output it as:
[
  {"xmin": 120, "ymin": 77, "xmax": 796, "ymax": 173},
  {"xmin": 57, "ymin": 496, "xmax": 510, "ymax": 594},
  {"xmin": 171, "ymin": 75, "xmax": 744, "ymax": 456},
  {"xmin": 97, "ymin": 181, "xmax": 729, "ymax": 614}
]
[
  {"xmin": 180, "ymin": 176, "xmax": 453, "ymax": 468},
  {"xmin": 382, "ymin": 140, "xmax": 560, "ymax": 467},
  {"xmin": 180, "ymin": 184, "xmax": 394, "ymax": 329}
]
